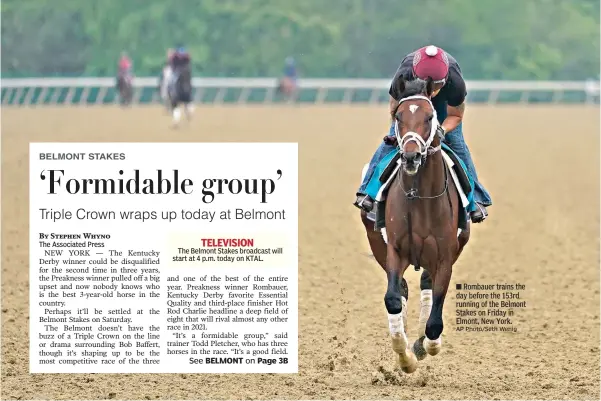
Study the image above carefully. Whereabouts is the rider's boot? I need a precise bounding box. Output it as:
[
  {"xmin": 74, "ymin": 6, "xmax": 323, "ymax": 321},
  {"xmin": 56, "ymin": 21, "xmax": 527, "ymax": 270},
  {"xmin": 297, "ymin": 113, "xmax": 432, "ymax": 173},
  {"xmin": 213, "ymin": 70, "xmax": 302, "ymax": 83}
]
[
  {"xmin": 470, "ymin": 203, "xmax": 488, "ymax": 223},
  {"xmin": 354, "ymin": 128, "xmax": 398, "ymax": 213},
  {"xmin": 441, "ymin": 122, "xmax": 492, "ymax": 224}
]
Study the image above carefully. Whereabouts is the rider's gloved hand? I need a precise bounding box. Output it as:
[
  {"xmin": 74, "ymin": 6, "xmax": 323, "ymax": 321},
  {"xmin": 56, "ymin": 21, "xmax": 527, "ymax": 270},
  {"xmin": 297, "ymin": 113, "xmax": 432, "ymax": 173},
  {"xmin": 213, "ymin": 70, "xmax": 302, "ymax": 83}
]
[{"xmin": 383, "ymin": 135, "xmax": 398, "ymax": 146}]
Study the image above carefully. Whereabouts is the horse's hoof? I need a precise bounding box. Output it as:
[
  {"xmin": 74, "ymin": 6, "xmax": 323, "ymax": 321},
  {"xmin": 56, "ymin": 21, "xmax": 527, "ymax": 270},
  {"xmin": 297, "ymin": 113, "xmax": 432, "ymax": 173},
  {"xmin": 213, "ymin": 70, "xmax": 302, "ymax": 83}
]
[
  {"xmin": 424, "ymin": 336, "xmax": 442, "ymax": 356},
  {"xmin": 412, "ymin": 336, "xmax": 428, "ymax": 361},
  {"xmin": 391, "ymin": 335, "xmax": 408, "ymax": 355},
  {"xmin": 398, "ymin": 352, "xmax": 418, "ymax": 374}
]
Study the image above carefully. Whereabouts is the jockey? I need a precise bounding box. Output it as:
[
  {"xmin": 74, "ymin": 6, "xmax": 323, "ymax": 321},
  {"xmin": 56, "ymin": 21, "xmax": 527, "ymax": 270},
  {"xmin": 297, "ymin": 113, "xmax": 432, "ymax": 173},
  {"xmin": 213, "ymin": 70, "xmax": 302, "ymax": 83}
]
[
  {"xmin": 170, "ymin": 47, "xmax": 190, "ymax": 72},
  {"xmin": 283, "ymin": 56, "xmax": 297, "ymax": 82},
  {"xmin": 118, "ymin": 51, "xmax": 132, "ymax": 77},
  {"xmin": 167, "ymin": 47, "xmax": 190, "ymax": 88},
  {"xmin": 353, "ymin": 45, "xmax": 492, "ymax": 223}
]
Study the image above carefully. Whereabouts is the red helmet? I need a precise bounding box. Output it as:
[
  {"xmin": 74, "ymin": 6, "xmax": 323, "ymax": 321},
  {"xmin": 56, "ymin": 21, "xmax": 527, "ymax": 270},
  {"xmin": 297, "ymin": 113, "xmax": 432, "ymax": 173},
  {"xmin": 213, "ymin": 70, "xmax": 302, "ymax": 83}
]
[{"xmin": 412, "ymin": 45, "xmax": 449, "ymax": 84}]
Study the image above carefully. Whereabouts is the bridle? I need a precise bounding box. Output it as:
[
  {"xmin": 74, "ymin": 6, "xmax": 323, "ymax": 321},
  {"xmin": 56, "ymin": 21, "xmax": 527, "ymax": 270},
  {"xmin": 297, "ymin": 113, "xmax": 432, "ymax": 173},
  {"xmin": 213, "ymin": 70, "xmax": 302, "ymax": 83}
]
[
  {"xmin": 393, "ymin": 94, "xmax": 442, "ymax": 164},
  {"xmin": 393, "ymin": 93, "xmax": 448, "ymax": 200}
]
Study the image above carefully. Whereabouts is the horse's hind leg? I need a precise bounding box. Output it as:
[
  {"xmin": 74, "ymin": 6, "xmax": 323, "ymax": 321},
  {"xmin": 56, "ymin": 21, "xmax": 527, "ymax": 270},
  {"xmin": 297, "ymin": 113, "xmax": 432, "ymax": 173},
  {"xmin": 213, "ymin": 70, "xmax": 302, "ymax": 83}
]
[
  {"xmin": 453, "ymin": 224, "xmax": 470, "ymax": 264},
  {"xmin": 412, "ymin": 270, "xmax": 433, "ymax": 360},
  {"xmin": 171, "ymin": 101, "xmax": 182, "ymax": 126},
  {"xmin": 184, "ymin": 102, "xmax": 194, "ymax": 120},
  {"xmin": 424, "ymin": 262, "xmax": 452, "ymax": 356},
  {"xmin": 163, "ymin": 93, "xmax": 171, "ymax": 112},
  {"xmin": 384, "ymin": 245, "xmax": 417, "ymax": 373},
  {"xmin": 360, "ymin": 210, "xmax": 387, "ymax": 270}
]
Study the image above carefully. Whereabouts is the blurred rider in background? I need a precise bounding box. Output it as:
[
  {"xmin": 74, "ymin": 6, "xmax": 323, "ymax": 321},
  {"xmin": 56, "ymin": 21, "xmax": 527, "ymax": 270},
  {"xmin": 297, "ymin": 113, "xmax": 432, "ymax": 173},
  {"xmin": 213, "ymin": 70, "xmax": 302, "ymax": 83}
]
[
  {"xmin": 169, "ymin": 46, "xmax": 191, "ymax": 89},
  {"xmin": 284, "ymin": 56, "xmax": 297, "ymax": 83},
  {"xmin": 278, "ymin": 56, "xmax": 298, "ymax": 98},
  {"xmin": 118, "ymin": 51, "xmax": 133, "ymax": 79},
  {"xmin": 116, "ymin": 51, "xmax": 134, "ymax": 105},
  {"xmin": 167, "ymin": 46, "xmax": 194, "ymax": 123}
]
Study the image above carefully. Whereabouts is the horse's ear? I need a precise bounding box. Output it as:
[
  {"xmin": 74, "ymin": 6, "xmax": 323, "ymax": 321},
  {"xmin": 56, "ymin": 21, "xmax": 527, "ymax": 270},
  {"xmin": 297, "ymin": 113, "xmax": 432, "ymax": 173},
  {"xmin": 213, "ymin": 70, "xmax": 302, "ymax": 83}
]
[
  {"xmin": 395, "ymin": 76, "xmax": 406, "ymax": 97},
  {"xmin": 425, "ymin": 77, "xmax": 435, "ymax": 97}
]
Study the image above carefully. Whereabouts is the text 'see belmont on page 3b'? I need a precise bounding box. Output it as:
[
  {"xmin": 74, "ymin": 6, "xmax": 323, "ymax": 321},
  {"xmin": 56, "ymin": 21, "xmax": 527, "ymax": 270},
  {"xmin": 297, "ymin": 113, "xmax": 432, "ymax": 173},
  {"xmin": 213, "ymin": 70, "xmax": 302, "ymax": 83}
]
[{"xmin": 29, "ymin": 143, "xmax": 298, "ymax": 374}]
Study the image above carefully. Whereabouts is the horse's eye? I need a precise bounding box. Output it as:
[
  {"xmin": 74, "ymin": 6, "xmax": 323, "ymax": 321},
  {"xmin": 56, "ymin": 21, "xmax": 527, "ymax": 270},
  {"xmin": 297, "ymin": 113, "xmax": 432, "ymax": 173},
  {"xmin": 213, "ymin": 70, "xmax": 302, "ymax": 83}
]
[
  {"xmin": 395, "ymin": 112, "xmax": 402, "ymax": 121},
  {"xmin": 425, "ymin": 115, "xmax": 433, "ymax": 123}
]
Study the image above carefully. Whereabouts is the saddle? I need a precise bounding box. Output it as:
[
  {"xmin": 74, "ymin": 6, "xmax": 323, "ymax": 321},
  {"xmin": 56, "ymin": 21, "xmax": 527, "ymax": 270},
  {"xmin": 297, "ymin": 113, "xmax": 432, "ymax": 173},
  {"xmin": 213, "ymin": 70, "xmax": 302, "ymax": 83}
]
[{"xmin": 365, "ymin": 138, "xmax": 473, "ymax": 232}]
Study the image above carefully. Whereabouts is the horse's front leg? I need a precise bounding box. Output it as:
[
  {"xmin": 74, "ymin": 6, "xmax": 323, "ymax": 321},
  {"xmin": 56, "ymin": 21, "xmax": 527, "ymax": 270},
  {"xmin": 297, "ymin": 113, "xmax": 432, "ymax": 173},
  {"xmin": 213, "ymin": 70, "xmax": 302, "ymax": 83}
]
[
  {"xmin": 412, "ymin": 269, "xmax": 433, "ymax": 360},
  {"xmin": 384, "ymin": 244, "xmax": 417, "ymax": 373},
  {"xmin": 424, "ymin": 261, "xmax": 452, "ymax": 356},
  {"xmin": 184, "ymin": 102, "xmax": 194, "ymax": 120},
  {"xmin": 172, "ymin": 105, "xmax": 182, "ymax": 126}
]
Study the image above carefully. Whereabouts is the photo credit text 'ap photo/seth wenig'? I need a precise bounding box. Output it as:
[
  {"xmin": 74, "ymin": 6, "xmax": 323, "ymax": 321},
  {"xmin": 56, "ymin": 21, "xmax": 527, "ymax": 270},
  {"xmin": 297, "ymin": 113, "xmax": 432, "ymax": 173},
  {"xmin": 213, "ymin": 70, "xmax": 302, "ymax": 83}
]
[{"xmin": 29, "ymin": 142, "xmax": 299, "ymax": 374}]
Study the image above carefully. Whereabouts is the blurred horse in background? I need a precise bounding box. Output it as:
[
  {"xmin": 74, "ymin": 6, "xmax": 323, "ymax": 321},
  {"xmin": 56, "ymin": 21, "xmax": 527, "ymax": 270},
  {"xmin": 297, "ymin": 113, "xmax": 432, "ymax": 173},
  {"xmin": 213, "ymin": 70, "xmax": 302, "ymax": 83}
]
[
  {"xmin": 277, "ymin": 77, "xmax": 298, "ymax": 101},
  {"xmin": 277, "ymin": 56, "xmax": 299, "ymax": 101},
  {"xmin": 116, "ymin": 70, "xmax": 133, "ymax": 106},
  {"xmin": 168, "ymin": 63, "xmax": 194, "ymax": 127}
]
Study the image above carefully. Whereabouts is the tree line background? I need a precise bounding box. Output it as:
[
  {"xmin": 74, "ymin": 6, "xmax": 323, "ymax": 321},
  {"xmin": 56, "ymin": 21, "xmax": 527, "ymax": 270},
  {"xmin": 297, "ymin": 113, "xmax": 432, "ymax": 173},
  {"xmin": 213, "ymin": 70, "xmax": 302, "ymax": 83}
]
[{"xmin": 2, "ymin": 0, "xmax": 599, "ymax": 80}]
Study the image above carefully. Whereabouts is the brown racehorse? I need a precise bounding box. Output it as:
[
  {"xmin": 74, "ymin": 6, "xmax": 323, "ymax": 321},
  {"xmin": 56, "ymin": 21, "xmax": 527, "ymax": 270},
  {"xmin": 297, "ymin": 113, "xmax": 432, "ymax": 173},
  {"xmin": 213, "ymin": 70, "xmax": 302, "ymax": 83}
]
[
  {"xmin": 360, "ymin": 76, "xmax": 470, "ymax": 373},
  {"xmin": 116, "ymin": 71, "xmax": 133, "ymax": 106},
  {"xmin": 277, "ymin": 76, "xmax": 298, "ymax": 101},
  {"xmin": 167, "ymin": 64, "xmax": 194, "ymax": 127}
]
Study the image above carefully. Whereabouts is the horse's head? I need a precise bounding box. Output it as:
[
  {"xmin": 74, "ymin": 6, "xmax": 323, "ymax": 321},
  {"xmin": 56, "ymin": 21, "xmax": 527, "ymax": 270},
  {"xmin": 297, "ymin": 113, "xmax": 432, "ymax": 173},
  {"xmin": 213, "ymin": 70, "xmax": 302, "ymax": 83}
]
[{"xmin": 392, "ymin": 76, "xmax": 441, "ymax": 176}]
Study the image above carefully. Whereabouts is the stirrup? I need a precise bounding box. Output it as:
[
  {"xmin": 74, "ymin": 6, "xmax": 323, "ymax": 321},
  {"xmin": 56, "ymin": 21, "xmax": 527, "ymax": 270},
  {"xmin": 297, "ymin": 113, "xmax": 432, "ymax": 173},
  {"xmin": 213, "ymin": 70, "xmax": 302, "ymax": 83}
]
[
  {"xmin": 354, "ymin": 194, "xmax": 374, "ymax": 212},
  {"xmin": 470, "ymin": 203, "xmax": 488, "ymax": 223}
]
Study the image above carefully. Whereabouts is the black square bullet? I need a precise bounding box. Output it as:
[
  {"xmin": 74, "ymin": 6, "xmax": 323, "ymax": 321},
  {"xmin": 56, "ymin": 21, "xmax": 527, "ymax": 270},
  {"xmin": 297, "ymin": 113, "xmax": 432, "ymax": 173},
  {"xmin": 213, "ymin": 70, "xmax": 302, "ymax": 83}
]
[{"xmin": 456, "ymin": 284, "xmax": 462, "ymax": 290}]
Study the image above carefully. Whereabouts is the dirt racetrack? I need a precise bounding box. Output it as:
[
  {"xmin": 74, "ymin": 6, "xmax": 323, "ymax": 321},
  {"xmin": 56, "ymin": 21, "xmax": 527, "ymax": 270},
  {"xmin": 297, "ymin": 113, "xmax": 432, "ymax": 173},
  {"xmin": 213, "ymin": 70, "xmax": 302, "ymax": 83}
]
[{"xmin": 2, "ymin": 105, "xmax": 599, "ymax": 400}]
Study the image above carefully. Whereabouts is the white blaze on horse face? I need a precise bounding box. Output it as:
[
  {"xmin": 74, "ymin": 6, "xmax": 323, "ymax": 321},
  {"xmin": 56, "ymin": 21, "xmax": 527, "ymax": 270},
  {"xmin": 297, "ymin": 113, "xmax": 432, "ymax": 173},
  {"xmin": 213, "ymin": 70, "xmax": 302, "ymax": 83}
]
[{"xmin": 409, "ymin": 104, "xmax": 419, "ymax": 114}]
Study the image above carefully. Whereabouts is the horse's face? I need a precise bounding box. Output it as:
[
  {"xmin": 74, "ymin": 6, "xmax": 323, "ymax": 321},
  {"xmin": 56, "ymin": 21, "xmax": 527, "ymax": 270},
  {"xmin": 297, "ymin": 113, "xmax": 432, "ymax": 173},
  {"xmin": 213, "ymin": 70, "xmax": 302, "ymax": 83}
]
[{"xmin": 393, "ymin": 77, "xmax": 439, "ymax": 176}]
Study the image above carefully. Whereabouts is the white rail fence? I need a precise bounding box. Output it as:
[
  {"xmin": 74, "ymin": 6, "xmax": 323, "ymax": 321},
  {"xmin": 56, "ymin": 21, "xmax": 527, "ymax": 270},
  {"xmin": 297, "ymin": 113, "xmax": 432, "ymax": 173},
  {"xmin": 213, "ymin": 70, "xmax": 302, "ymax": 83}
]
[{"xmin": 1, "ymin": 77, "xmax": 599, "ymax": 105}]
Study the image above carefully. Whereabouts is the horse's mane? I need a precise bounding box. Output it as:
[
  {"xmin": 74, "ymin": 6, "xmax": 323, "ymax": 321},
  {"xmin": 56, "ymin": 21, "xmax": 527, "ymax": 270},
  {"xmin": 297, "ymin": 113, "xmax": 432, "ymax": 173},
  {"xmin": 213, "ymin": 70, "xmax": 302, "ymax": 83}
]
[
  {"xmin": 390, "ymin": 78, "xmax": 429, "ymax": 120},
  {"xmin": 399, "ymin": 79, "xmax": 428, "ymax": 99}
]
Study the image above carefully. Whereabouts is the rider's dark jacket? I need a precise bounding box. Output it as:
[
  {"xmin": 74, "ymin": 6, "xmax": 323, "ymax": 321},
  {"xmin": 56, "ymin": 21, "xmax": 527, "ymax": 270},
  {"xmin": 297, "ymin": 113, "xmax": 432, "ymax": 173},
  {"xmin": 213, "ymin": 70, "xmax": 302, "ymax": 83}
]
[
  {"xmin": 389, "ymin": 51, "xmax": 467, "ymax": 110},
  {"xmin": 170, "ymin": 52, "xmax": 190, "ymax": 73}
]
